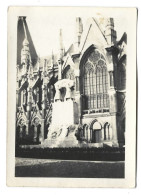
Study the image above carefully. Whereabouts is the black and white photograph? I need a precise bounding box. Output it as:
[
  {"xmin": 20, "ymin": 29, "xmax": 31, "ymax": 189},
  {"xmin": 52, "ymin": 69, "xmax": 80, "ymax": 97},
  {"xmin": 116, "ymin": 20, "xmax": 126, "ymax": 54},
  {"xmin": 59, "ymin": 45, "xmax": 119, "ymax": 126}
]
[{"xmin": 7, "ymin": 7, "xmax": 137, "ymax": 187}]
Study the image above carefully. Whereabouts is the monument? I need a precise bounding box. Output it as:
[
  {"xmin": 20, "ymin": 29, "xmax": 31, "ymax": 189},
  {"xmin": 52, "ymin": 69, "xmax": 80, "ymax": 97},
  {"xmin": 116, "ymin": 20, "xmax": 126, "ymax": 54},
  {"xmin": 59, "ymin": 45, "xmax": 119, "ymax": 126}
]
[{"xmin": 43, "ymin": 79, "xmax": 79, "ymax": 147}]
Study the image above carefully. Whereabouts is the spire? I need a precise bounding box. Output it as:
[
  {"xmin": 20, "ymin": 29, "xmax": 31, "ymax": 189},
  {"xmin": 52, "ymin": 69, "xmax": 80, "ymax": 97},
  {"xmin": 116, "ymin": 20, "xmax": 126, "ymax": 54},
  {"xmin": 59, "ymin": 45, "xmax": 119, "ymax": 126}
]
[
  {"xmin": 19, "ymin": 17, "xmax": 30, "ymax": 75},
  {"xmin": 59, "ymin": 29, "xmax": 64, "ymax": 59},
  {"xmin": 58, "ymin": 29, "xmax": 64, "ymax": 80},
  {"xmin": 104, "ymin": 18, "xmax": 117, "ymax": 45},
  {"xmin": 51, "ymin": 50, "xmax": 54, "ymax": 66},
  {"xmin": 75, "ymin": 17, "xmax": 83, "ymax": 46},
  {"xmin": 17, "ymin": 16, "xmax": 38, "ymax": 66},
  {"xmin": 28, "ymin": 55, "xmax": 34, "ymax": 81},
  {"xmin": 20, "ymin": 17, "xmax": 28, "ymax": 39},
  {"xmin": 21, "ymin": 35, "xmax": 30, "ymax": 75}
]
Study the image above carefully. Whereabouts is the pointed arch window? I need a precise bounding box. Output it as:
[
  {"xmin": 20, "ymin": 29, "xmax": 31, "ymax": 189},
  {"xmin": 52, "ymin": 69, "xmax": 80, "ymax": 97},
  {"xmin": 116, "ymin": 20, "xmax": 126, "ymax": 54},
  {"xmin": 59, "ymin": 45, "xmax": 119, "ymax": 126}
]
[{"xmin": 81, "ymin": 49, "xmax": 109, "ymax": 111}]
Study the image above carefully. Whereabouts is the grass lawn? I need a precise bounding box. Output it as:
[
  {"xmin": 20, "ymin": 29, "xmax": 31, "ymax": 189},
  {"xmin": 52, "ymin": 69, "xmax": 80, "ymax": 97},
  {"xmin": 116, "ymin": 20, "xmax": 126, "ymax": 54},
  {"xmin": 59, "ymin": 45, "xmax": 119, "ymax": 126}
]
[{"xmin": 15, "ymin": 158, "xmax": 124, "ymax": 178}]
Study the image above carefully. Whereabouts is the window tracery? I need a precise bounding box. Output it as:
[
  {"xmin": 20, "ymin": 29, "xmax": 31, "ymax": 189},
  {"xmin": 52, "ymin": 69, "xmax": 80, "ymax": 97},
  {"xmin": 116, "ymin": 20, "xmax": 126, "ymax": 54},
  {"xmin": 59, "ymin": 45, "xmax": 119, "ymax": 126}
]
[{"xmin": 81, "ymin": 49, "xmax": 109, "ymax": 111}]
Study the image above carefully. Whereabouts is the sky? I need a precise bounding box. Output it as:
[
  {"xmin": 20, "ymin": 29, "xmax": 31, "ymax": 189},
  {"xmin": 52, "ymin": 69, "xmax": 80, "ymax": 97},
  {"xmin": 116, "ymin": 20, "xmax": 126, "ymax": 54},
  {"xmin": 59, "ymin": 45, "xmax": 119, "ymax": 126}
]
[{"xmin": 25, "ymin": 13, "xmax": 127, "ymax": 57}]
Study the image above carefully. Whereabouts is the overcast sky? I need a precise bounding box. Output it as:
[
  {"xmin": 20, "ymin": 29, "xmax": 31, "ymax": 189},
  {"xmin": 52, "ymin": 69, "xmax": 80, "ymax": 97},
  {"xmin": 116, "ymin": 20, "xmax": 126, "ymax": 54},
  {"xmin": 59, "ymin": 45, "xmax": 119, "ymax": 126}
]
[{"xmin": 26, "ymin": 15, "xmax": 126, "ymax": 57}]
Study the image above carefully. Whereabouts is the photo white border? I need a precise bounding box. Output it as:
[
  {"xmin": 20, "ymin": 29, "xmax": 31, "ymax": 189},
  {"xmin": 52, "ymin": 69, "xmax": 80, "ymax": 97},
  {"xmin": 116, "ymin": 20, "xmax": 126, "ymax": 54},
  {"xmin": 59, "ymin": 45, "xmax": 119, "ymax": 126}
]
[{"xmin": 6, "ymin": 6, "xmax": 137, "ymax": 188}]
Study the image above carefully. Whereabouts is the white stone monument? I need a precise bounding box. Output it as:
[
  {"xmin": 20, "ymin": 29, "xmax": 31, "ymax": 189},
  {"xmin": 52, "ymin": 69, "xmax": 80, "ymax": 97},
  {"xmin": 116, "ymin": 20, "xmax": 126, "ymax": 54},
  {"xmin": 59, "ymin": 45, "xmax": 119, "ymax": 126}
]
[{"xmin": 45, "ymin": 79, "xmax": 79, "ymax": 147}]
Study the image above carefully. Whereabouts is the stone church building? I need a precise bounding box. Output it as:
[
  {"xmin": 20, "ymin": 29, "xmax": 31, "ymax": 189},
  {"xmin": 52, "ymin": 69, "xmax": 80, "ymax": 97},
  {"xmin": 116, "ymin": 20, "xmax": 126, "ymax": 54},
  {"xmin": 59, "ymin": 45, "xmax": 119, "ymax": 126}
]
[{"xmin": 16, "ymin": 17, "xmax": 126, "ymax": 147}]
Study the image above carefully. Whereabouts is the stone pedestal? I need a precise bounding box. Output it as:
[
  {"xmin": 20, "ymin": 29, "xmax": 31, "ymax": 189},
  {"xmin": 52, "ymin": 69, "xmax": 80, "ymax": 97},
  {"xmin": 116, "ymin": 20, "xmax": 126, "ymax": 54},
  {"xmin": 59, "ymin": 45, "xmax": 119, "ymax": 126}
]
[
  {"xmin": 51, "ymin": 99, "xmax": 76, "ymax": 127},
  {"xmin": 44, "ymin": 99, "xmax": 79, "ymax": 147}
]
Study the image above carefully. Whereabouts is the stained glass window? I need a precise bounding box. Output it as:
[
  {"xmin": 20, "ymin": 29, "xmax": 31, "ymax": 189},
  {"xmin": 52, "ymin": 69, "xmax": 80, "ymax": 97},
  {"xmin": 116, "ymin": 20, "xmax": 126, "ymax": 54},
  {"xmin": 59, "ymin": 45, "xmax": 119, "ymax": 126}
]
[{"xmin": 81, "ymin": 49, "xmax": 109, "ymax": 111}]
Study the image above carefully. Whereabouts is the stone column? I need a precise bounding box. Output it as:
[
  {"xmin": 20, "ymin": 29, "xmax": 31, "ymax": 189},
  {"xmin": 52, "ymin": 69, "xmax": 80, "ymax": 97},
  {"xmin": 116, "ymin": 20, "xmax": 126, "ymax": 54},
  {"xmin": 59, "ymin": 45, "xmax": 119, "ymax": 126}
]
[
  {"xmin": 109, "ymin": 71, "xmax": 114, "ymax": 88},
  {"xmin": 111, "ymin": 115, "xmax": 118, "ymax": 146},
  {"xmin": 40, "ymin": 119, "xmax": 45, "ymax": 142},
  {"xmin": 16, "ymin": 90, "xmax": 19, "ymax": 108},
  {"xmin": 42, "ymin": 59, "xmax": 50, "ymax": 108},
  {"xmin": 107, "ymin": 62, "xmax": 117, "ymax": 113},
  {"xmin": 87, "ymin": 128, "xmax": 91, "ymax": 142},
  {"xmin": 41, "ymin": 58, "xmax": 50, "ymax": 142},
  {"xmin": 74, "ymin": 69, "xmax": 81, "ymax": 123},
  {"xmin": 108, "ymin": 78, "xmax": 118, "ymax": 146},
  {"xmin": 19, "ymin": 126, "xmax": 23, "ymax": 139},
  {"xmin": 83, "ymin": 126, "xmax": 86, "ymax": 139},
  {"xmin": 75, "ymin": 76, "xmax": 80, "ymax": 92},
  {"xmin": 26, "ymin": 87, "xmax": 33, "ymax": 135},
  {"xmin": 83, "ymin": 126, "xmax": 87, "ymax": 141},
  {"xmin": 90, "ymin": 128, "xmax": 93, "ymax": 142},
  {"xmin": 101, "ymin": 127, "xmax": 104, "ymax": 142},
  {"xmin": 109, "ymin": 125, "xmax": 113, "ymax": 140},
  {"xmin": 26, "ymin": 120, "xmax": 29, "ymax": 135},
  {"xmin": 42, "ymin": 84, "xmax": 49, "ymax": 113},
  {"xmin": 106, "ymin": 45, "xmax": 119, "ymax": 146},
  {"xmin": 27, "ymin": 87, "xmax": 32, "ymax": 111}
]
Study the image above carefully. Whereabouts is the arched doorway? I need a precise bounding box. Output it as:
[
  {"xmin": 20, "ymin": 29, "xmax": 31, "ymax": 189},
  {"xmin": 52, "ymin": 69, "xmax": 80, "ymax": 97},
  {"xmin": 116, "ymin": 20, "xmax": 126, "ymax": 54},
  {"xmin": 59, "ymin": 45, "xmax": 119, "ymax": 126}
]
[{"xmin": 91, "ymin": 121, "xmax": 102, "ymax": 143}]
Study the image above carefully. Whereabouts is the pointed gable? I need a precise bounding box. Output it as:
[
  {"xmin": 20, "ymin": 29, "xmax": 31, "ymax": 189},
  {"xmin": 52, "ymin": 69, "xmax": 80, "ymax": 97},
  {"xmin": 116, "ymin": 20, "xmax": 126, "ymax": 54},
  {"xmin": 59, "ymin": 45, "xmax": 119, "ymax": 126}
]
[{"xmin": 79, "ymin": 18, "xmax": 108, "ymax": 55}]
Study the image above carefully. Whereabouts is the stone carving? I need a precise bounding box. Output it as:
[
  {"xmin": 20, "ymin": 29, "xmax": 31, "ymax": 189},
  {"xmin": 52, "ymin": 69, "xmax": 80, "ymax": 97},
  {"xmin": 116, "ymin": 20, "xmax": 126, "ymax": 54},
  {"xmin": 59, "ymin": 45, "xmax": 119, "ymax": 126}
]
[
  {"xmin": 85, "ymin": 61, "xmax": 95, "ymax": 72},
  {"xmin": 18, "ymin": 118, "xmax": 26, "ymax": 127},
  {"xmin": 85, "ymin": 49, "xmax": 106, "ymax": 73},
  {"xmin": 44, "ymin": 124, "xmax": 79, "ymax": 147},
  {"xmin": 51, "ymin": 132, "xmax": 58, "ymax": 139},
  {"xmin": 33, "ymin": 117, "xmax": 40, "ymax": 126},
  {"xmin": 89, "ymin": 50, "xmax": 100, "ymax": 62},
  {"xmin": 98, "ymin": 59, "xmax": 105, "ymax": 66},
  {"xmin": 21, "ymin": 38, "xmax": 30, "ymax": 65},
  {"xmin": 55, "ymin": 79, "xmax": 74, "ymax": 90},
  {"xmin": 54, "ymin": 79, "xmax": 75, "ymax": 101}
]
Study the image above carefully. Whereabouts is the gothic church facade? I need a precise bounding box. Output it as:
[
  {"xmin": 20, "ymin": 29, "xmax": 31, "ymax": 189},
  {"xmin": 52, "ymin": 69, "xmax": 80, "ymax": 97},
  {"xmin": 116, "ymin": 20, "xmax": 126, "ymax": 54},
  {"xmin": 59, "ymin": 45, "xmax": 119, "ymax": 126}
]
[{"xmin": 16, "ymin": 17, "xmax": 126, "ymax": 147}]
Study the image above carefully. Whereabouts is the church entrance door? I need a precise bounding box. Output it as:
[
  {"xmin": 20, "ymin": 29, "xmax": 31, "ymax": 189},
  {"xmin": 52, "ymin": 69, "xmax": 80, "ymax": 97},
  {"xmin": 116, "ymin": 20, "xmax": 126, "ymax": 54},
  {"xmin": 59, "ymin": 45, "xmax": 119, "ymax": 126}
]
[
  {"xmin": 92, "ymin": 130, "xmax": 101, "ymax": 143},
  {"xmin": 91, "ymin": 121, "xmax": 102, "ymax": 143}
]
